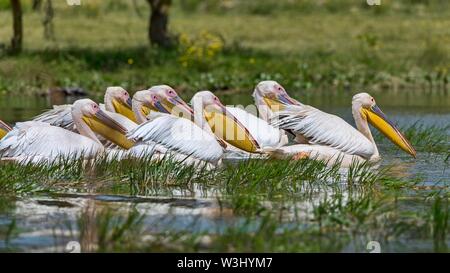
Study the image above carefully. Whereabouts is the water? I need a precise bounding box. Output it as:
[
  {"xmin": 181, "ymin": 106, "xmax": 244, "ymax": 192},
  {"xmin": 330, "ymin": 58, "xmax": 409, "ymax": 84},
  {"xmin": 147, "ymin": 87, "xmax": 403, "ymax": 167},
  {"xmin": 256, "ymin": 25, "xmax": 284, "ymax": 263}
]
[{"xmin": 0, "ymin": 91, "xmax": 449, "ymax": 252}]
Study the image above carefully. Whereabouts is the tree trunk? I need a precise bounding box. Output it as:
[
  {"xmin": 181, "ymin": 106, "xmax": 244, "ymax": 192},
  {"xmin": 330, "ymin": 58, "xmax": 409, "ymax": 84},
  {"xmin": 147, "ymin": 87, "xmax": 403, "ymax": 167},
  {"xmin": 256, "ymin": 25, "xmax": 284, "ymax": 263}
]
[
  {"xmin": 32, "ymin": 0, "xmax": 42, "ymax": 11},
  {"xmin": 10, "ymin": 0, "xmax": 23, "ymax": 54},
  {"xmin": 43, "ymin": 0, "xmax": 55, "ymax": 40},
  {"xmin": 147, "ymin": 0, "xmax": 172, "ymax": 48}
]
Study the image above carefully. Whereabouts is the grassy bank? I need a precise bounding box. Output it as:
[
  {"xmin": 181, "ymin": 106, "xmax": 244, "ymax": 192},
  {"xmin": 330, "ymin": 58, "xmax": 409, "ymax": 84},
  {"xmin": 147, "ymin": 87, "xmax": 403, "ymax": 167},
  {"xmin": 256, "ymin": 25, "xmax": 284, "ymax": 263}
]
[{"xmin": 0, "ymin": 0, "xmax": 450, "ymax": 98}]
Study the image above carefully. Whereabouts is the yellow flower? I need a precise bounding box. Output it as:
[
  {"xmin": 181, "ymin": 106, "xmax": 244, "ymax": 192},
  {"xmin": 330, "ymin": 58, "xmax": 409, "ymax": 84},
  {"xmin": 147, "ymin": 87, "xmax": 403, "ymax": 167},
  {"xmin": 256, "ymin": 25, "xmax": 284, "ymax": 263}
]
[{"xmin": 128, "ymin": 58, "xmax": 134, "ymax": 65}]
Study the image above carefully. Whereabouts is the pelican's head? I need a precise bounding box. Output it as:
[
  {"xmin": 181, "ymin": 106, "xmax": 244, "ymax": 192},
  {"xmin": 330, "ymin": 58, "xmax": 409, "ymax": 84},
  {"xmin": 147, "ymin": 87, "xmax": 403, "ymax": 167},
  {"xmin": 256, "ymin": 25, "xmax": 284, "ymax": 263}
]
[
  {"xmin": 191, "ymin": 91, "xmax": 260, "ymax": 153},
  {"xmin": 0, "ymin": 119, "xmax": 12, "ymax": 139},
  {"xmin": 353, "ymin": 93, "xmax": 416, "ymax": 158},
  {"xmin": 73, "ymin": 99, "xmax": 134, "ymax": 149},
  {"xmin": 105, "ymin": 87, "xmax": 135, "ymax": 122},
  {"xmin": 191, "ymin": 91, "xmax": 225, "ymax": 112},
  {"xmin": 149, "ymin": 85, "xmax": 194, "ymax": 118},
  {"xmin": 253, "ymin": 80, "xmax": 300, "ymax": 111},
  {"xmin": 132, "ymin": 89, "xmax": 164, "ymax": 117}
]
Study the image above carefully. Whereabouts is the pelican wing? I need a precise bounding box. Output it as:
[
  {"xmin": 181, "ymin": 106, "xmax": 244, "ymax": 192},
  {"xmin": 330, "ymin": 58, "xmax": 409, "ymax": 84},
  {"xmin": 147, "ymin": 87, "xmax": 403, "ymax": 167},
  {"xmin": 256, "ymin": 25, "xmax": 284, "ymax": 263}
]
[
  {"xmin": 0, "ymin": 121, "xmax": 101, "ymax": 160},
  {"xmin": 33, "ymin": 105, "xmax": 76, "ymax": 132},
  {"xmin": 271, "ymin": 105, "xmax": 374, "ymax": 158},
  {"xmin": 226, "ymin": 107, "xmax": 287, "ymax": 149},
  {"xmin": 127, "ymin": 113, "xmax": 223, "ymax": 163}
]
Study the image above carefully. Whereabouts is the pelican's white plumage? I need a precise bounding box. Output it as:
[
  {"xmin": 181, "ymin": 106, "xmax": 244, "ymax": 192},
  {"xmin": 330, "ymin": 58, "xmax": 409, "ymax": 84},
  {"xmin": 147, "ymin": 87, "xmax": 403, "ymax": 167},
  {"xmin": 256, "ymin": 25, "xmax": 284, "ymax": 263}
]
[
  {"xmin": 33, "ymin": 86, "xmax": 134, "ymax": 133},
  {"xmin": 271, "ymin": 104, "xmax": 374, "ymax": 159},
  {"xmin": 128, "ymin": 112, "xmax": 223, "ymax": 163},
  {"xmin": 225, "ymin": 106, "xmax": 287, "ymax": 150},
  {"xmin": 33, "ymin": 105, "xmax": 75, "ymax": 131},
  {"xmin": 0, "ymin": 121, "xmax": 101, "ymax": 162}
]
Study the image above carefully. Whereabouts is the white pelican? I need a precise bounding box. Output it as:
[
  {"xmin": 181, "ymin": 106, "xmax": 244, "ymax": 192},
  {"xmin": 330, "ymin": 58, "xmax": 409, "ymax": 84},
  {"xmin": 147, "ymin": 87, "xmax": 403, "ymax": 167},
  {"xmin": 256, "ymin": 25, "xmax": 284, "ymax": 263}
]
[
  {"xmin": 270, "ymin": 93, "xmax": 416, "ymax": 166},
  {"xmin": 0, "ymin": 99, "xmax": 130, "ymax": 163},
  {"xmin": 0, "ymin": 119, "xmax": 12, "ymax": 140}
]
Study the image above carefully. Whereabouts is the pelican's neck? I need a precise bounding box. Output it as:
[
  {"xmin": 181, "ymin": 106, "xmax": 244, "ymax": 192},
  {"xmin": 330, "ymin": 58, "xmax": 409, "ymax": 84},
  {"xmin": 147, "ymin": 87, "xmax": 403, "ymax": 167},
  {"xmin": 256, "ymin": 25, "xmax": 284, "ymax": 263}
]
[
  {"xmin": 253, "ymin": 91, "xmax": 272, "ymax": 122},
  {"xmin": 352, "ymin": 103, "xmax": 379, "ymax": 159},
  {"xmin": 132, "ymin": 100, "xmax": 147, "ymax": 124},
  {"xmin": 72, "ymin": 111, "xmax": 103, "ymax": 146},
  {"xmin": 104, "ymin": 92, "xmax": 115, "ymax": 113},
  {"xmin": 191, "ymin": 99, "xmax": 215, "ymax": 135}
]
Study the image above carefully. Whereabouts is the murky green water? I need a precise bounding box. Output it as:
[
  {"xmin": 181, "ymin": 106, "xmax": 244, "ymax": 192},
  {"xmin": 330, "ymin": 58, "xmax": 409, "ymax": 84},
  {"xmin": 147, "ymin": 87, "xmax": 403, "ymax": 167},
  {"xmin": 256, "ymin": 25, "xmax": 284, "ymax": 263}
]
[{"xmin": 0, "ymin": 90, "xmax": 449, "ymax": 252}]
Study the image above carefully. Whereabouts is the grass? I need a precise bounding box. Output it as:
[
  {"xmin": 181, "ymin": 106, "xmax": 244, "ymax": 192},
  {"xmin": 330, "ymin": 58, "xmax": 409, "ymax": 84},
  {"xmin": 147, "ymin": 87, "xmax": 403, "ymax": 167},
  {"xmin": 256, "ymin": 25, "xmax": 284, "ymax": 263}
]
[{"xmin": 0, "ymin": 0, "xmax": 450, "ymax": 98}]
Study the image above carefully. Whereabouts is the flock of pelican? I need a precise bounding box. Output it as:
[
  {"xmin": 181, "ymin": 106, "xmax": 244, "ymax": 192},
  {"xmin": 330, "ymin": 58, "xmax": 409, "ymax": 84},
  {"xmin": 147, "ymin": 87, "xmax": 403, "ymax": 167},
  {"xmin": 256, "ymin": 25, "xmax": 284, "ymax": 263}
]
[{"xmin": 0, "ymin": 81, "xmax": 416, "ymax": 168}]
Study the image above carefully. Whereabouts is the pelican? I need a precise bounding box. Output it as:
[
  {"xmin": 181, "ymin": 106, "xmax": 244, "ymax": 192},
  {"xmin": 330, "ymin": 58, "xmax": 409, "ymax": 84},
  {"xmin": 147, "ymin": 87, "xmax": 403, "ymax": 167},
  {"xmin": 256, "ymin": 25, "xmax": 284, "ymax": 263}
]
[
  {"xmin": 0, "ymin": 119, "xmax": 12, "ymax": 139},
  {"xmin": 0, "ymin": 99, "xmax": 130, "ymax": 163},
  {"xmin": 270, "ymin": 92, "xmax": 416, "ymax": 166}
]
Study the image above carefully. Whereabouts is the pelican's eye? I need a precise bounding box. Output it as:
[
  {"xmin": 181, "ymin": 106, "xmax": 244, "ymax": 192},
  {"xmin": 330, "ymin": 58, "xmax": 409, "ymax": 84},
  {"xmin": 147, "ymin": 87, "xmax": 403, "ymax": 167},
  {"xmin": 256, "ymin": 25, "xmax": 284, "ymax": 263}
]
[
  {"xmin": 167, "ymin": 90, "xmax": 175, "ymax": 96},
  {"xmin": 152, "ymin": 95, "xmax": 158, "ymax": 101}
]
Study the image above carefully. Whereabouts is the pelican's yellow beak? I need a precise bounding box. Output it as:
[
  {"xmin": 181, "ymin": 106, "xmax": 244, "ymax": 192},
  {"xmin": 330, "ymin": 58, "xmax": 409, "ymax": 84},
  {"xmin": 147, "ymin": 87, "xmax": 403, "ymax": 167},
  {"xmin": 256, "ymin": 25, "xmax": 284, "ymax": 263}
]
[
  {"xmin": 82, "ymin": 109, "xmax": 135, "ymax": 149},
  {"xmin": 112, "ymin": 97, "xmax": 137, "ymax": 123},
  {"xmin": 0, "ymin": 120, "xmax": 12, "ymax": 139},
  {"xmin": 361, "ymin": 105, "xmax": 416, "ymax": 158},
  {"xmin": 160, "ymin": 96, "xmax": 194, "ymax": 119},
  {"xmin": 263, "ymin": 93, "xmax": 301, "ymax": 112},
  {"xmin": 203, "ymin": 105, "xmax": 260, "ymax": 153}
]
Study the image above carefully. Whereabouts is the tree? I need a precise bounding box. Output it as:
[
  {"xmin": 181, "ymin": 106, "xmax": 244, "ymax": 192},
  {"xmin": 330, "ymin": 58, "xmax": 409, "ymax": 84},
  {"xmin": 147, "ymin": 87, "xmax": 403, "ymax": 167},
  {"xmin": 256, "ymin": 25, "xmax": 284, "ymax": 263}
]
[
  {"xmin": 10, "ymin": 0, "xmax": 23, "ymax": 54},
  {"xmin": 42, "ymin": 0, "xmax": 55, "ymax": 40},
  {"xmin": 146, "ymin": 0, "xmax": 173, "ymax": 48},
  {"xmin": 32, "ymin": 0, "xmax": 42, "ymax": 11}
]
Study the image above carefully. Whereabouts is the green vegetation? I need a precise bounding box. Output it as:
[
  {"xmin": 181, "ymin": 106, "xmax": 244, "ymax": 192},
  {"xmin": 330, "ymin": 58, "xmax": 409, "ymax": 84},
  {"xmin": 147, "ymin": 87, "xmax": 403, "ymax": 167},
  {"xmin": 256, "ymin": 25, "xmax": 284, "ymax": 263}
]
[{"xmin": 1, "ymin": 0, "xmax": 450, "ymax": 97}]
